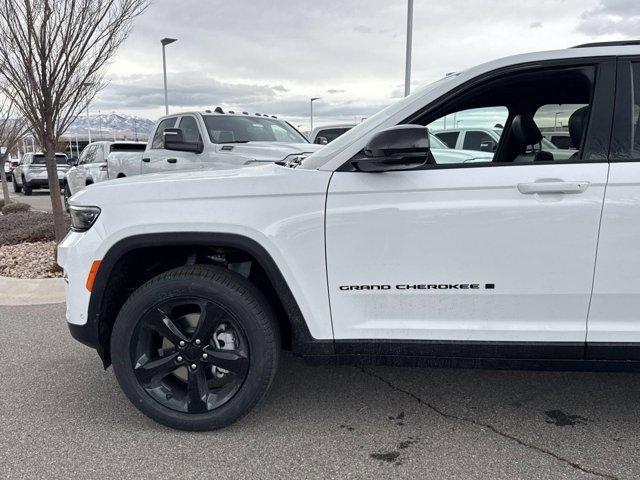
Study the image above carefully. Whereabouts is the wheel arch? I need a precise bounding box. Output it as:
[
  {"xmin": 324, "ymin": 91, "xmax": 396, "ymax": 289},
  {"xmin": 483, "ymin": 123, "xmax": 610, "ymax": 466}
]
[{"xmin": 86, "ymin": 232, "xmax": 332, "ymax": 367}]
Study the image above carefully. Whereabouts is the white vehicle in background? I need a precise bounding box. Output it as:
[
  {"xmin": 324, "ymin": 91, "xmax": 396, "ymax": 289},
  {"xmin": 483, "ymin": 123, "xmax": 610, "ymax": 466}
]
[
  {"xmin": 434, "ymin": 127, "xmax": 574, "ymax": 160},
  {"xmin": 309, "ymin": 124, "xmax": 355, "ymax": 144},
  {"xmin": 64, "ymin": 141, "xmax": 147, "ymax": 207},
  {"xmin": 12, "ymin": 152, "xmax": 69, "ymax": 196},
  {"xmin": 139, "ymin": 109, "xmax": 322, "ymax": 174},
  {"xmin": 544, "ymin": 131, "xmax": 575, "ymax": 150}
]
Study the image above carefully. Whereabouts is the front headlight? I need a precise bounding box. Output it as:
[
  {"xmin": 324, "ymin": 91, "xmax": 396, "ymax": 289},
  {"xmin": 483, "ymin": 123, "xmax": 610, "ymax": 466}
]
[{"xmin": 69, "ymin": 205, "xmax": 101, "ymax": 232}]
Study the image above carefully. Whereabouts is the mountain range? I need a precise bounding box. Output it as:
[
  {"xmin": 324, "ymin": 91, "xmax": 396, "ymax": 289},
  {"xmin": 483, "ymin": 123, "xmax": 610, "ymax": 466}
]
[{"xmin": 66, "ymin": 113, "xmax": 155, "ymax": 140}]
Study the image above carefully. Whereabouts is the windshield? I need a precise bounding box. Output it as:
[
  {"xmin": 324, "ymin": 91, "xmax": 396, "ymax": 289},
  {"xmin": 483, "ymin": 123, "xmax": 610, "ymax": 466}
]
[
  {"xmin": 203, "ymin": 116, "xmax": 307, "ymax": 144},
  {"xmin": 32, "ymin": 154, "xmax": 67, "ymax": 165}
]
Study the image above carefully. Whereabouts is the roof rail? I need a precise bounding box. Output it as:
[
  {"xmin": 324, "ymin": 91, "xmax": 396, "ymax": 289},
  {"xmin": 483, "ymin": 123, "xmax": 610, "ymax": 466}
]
[
  {"xmin": 572, "ymin": 40, "xmax": 640, "ymax": 48},
  {"xmin": 214, "ymin": 106, "xmax": 224, "ymax": 114}
]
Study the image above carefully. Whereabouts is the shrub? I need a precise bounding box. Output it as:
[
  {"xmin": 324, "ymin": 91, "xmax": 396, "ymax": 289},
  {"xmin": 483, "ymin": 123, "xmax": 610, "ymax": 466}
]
[
  {"xmin": 2, "ymin": 202, "xmax": 31, "ymax": 215},
  {"xmin": 0, "ymin": 211, "xmax": 70, "ymax": 245}
]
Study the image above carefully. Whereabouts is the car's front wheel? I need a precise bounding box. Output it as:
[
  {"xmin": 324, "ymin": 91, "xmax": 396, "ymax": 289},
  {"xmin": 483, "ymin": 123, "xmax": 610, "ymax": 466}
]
[{"xmin": 111, "ymin": 265, "xmax": 280, "ymax": 431}]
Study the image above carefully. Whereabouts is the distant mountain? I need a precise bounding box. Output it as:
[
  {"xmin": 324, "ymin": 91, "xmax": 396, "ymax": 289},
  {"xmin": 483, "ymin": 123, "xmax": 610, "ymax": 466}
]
[{"xmin": 66, "ymin": 113, "xmax": 155, "ymax": 140}]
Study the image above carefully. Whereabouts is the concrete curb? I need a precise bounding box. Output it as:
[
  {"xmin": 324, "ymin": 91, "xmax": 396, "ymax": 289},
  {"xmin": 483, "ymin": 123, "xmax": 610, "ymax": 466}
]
[{"xmin": 0, "ymin": 276, "xmax": 65, "ymax": 306}]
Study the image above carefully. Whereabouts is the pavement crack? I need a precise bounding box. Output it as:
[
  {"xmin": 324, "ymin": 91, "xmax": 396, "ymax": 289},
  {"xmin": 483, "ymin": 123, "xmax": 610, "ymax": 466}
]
[{"xmin": 358, "ymin": 367, "xmax": 619, "ymax": 480}]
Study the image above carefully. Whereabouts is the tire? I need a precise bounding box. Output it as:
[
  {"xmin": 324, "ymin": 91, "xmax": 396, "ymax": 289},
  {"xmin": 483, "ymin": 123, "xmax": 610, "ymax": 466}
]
[
  {"xmin": 22, "ymin": 177, "xmax": 32, "ymax": 196},
  {"xmin": 63, "ymin": 183, "xmax": 71, "ymax": 212},
  {"xmin": 111, "ymin": 265, "xmax": 280, "ymax": 431},
  {"xmin": 12, "ymin": 176, "xmax": 21, "ymax": 193}
]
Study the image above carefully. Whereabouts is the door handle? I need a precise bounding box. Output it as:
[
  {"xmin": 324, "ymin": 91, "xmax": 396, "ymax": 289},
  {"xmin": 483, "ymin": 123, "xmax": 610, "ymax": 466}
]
[
  {"xmin": 517, "ymin": 181, "xmax": 589, "ymax": 195},
  {"xmin": 142, "ymin": 157, "xmax": 150, "ymax": 163},
  {"xmin": 167, "ymin": 158, "xmax": 177, "ymax": 164}
]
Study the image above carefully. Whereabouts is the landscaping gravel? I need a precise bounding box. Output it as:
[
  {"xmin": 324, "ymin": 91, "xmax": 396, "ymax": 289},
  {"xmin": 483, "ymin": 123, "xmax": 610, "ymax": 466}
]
[{"xmin": 0, "ymin": 241, "xmax": 61, "ymax": 278}]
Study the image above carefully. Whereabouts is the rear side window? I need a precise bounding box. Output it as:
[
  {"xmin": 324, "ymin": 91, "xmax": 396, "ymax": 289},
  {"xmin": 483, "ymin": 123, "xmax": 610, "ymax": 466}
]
[
  {"xmin": 462, "ymin": 131, "xmax": 495, "ymax": 151},
  {"xmin": 434, "ymin": 131, "xmax": 459, "ymax": 148},
  {"xmin": 611, "ymin": 62, "xmax": 640, "ymax": 161},
  {"xmin": 32, "ymin": 154, "xmax": 67, "ymax": 165},
  {"xmin": 151, "ymin": 118, "xmax": 177, "ymax": 149}
]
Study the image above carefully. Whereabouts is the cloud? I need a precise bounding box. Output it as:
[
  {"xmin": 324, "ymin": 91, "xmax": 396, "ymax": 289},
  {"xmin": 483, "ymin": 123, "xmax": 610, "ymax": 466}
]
[
  {"xmin": 576, "ymin": 0, "xmax": 640, "ymax": 36},
  {"xmin": 529, "ymin": 21, "xmax": 542, "ymax": 28},
  {"xmin": 326, "ymin": 89, "xmax": 345, "ymax": 94}
]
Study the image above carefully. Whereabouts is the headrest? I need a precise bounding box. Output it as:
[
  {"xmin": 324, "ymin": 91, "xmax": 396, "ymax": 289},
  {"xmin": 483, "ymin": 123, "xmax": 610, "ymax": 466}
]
[
  {"xmin": 568, "ymin": 106, "xmax": 590, "ymax": 149},
  {"xmin": 512, "ymin": 114, "xmax": 543, "ymax": 146}
]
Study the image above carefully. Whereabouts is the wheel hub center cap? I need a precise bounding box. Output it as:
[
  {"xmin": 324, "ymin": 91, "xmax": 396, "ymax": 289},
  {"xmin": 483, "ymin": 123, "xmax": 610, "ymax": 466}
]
[{"xmin": 184, "ymin": 344, "xmax": 202, "ymax": 361}]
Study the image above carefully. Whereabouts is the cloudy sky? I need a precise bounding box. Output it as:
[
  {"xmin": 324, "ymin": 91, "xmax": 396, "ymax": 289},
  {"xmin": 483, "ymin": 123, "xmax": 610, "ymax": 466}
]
[{"xmin": 94, "ymin": 0, "xmax": 640, "ymax": 129}]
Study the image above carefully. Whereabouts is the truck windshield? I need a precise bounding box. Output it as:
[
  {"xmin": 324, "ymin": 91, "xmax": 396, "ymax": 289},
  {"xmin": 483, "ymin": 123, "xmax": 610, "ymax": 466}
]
[
  {"xmin": 203, "ymin": 116, "xmax": 308, "ymax": 144},
  {"xmin": 32, "ymin": 154, "xmax": 67, "ymax": 165}
]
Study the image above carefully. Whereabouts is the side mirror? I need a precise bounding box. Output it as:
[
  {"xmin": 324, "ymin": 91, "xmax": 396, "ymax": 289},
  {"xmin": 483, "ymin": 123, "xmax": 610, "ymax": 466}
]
[
  {"xmin": 351, "ymin": 125, "xmax": 430, "ymax": 172},
  {"xmin": 316, "ymin": 136, "xmax": 328, "ymax": 145},
  {"xmin": 67, "ymin": 158, "xmax": 76, "ymax": 166},
  {"xmin": 480, "ymin": 140, "xmax": 497, "ymax": 152},
  {"xmin": 163, "ymin": 128, "xmax": 204, "ymax": 153}
]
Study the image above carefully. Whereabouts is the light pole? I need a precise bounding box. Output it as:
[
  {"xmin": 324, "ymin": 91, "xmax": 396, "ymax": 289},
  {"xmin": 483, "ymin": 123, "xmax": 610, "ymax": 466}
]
[
  {"xmin": 310, "ymin": 97, "xmax": 320, "ymax": 132},
  {"xmin": 161, "ymin": 37, "xmax": 177, "ymax": 115},
  {"xmin": 83, "ymin": 82, "xmax": 94, "ymax": 143},
  {"xmin": 404, "ymin": 0, "xmax": 414, "ymax": 96}
]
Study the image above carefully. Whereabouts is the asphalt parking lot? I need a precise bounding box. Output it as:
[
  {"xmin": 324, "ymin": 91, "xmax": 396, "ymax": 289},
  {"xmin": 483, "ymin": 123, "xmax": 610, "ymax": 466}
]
[
  {"xmin": 2, "ymin": 303, "xmax": 639, "ymax": 480},
  {"xmin": 7, "ymin": 188, "xmax": 53, "ymax": 212}
]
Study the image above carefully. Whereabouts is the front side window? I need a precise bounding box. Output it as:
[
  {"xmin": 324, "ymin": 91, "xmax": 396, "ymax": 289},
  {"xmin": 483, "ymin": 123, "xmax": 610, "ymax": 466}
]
[
  {"xmin": 434, "ymin": 131, "xmax": 459, "ymax": 148},
  {"xmin": 314, "ymin": 128, "xmax": 350, "ymax": 144},
  {"xmin": 151, "ymin": 117, "xmax": 177, "ymax": 149},
  {"xmin": 203, "ymin": 116, "xmax": 307, "ymax": 144},
  {"xmin": 178, "ymin": 116, "xmax": 202, "ymax": 144}
]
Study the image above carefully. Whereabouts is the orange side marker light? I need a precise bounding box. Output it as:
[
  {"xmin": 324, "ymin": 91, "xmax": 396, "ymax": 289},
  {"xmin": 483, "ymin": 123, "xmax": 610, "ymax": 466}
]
[{"xmin": 86, "ymin": 260, "xmax": 102, "ymax": 292}]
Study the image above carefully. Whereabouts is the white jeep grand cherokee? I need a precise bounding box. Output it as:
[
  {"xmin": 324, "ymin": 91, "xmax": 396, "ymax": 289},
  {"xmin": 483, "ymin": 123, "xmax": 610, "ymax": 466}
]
[{"xmin": 59, "ymin": 41, "xmax": 640, "ymax": 431}]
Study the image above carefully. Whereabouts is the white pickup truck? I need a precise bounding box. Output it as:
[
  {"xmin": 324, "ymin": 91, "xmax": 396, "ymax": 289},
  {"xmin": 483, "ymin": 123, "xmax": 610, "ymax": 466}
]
[
  {"xmin": 60, "ymin": 41, "xmax": 640, "ymax": 431},
  {"xmin": 138, "ymin": 110, "xmax": 322, "ymax": 173}
]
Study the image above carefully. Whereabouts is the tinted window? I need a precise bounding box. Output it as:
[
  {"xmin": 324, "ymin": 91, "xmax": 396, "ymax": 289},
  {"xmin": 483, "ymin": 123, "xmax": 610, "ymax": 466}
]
[
  {"xmin": 110, "ymin": 143, "xmax": 147, "ymax": 152},
  {"xmin": 548, "ymin": 136, "xmax": 573, "ymax": 149},
  {"xmin": 151, "ymin": 118, "xmax": 177, "ymax": 149},
  {"xmin": 434, "ymin": 131, "xmax": 459, "ymax": 148},
  {"xmin": 32, "ymin": 154, "xmax": 67, "ymax": 165},
  {"xmin": 203, "ymin": 116, "xmax": 307, "ymax": 143},
  {"xmin": 611, "ymin": 62, "xmax": 640, "ymax": 160},
  {"xmin": 314, "ymin": 128, "xmax": 350, "ymax": 144},
  {"xmin": 178, "ymin": 116, "xmax": 202, "ymax": 143},
  {"xmin": 462, "ymin": 131, "xmax": 495, "ymax": 151}
]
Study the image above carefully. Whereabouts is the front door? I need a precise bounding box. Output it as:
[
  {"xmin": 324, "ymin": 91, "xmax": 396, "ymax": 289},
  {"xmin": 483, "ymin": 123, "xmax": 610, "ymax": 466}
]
[{"xmin": 325, "ymin": 60, "xmax": 615, "ymax": 356}]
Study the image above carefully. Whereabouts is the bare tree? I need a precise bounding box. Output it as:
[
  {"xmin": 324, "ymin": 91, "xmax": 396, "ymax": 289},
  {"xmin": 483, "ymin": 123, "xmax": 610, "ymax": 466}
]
[
  {"xmin": 0, "ymin": 0, "xmax": 149, "ymax": 241},
  {"xmin": 0, "ymin": 96, "xmax": 27, "ymax": 206}
]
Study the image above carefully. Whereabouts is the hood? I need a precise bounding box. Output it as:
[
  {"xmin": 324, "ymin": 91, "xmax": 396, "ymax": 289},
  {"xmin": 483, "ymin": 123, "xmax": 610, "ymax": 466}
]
[
  {"xmin": 70, "ymin": 163, "xmax": 322, "ymax": 207},
  {"xmin": 217, "ymin": 142, "xmax": 323, "ymax": 162}
]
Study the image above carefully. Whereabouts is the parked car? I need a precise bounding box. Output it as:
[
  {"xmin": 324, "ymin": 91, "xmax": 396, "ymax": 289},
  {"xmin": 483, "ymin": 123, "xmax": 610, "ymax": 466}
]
[
  {"xmin": 433, "ymin": 127, "xmax": 575, "ymax": 160},
  {"xmin": 309, "ymin": 124, "xmax": 355, "ymax": 144},
  {"xmin": 65, "ymin": 141, "xmax": 147, "ymax": 203},
  {"xmin": 130, "ymin": 110, "xmax": 323, "ymax": 175},
  {"xmin": 12, "ymin": 152, "xmax": 68, "ymax": 196},
  {"xmin": 543, "ymin": 131, "xmax": 575, "ymax": 150},
  {"xmin": 60, "ymin": 41, "xmax": 640, "ymax": 431},
  {"xmin": 3, "ymin": 156, "xmax": 18, "ymax": 181}
]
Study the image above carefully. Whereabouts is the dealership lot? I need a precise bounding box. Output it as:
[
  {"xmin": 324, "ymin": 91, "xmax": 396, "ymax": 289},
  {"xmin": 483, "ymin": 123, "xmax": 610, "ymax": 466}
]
[
  {"xmin": 7, "ymin": 190, "xmax": 53, "ymax": 212},
  {"xmin": 1, "ymin": 304, "xmax": 638, "ymax": 480}
]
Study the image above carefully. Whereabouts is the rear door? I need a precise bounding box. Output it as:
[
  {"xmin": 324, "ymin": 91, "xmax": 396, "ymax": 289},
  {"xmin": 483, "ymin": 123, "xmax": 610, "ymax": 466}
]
[{"xmin": 588, "ymin": 58, "xmax": 640, "ymax": 356}]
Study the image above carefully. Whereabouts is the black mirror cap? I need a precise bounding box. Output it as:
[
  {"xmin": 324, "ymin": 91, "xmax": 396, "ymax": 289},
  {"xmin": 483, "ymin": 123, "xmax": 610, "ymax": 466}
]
[
  {"xmin": 163, "ymin": 128, "xmax": 204, "ymax": 153},
  {"xmin": 355, "ymin": 125, "xmax": 430, "ymax": 172}
]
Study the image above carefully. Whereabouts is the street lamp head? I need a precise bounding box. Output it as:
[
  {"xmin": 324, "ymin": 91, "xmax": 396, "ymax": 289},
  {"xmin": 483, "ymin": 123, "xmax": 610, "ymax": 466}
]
[
  {"xmin": 311, "ymin": 97, "xmax": 320, "ymax": 102},
  {"xmin": 161, "ymin": 37, "xmax": 177, "ymax": 46}
]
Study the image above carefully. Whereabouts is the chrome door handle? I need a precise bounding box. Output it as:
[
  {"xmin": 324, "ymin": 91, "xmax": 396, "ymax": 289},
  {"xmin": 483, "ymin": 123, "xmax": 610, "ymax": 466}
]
[
  {"xmin": 517, "ymin": 181, "xmax": 589, "ymax": 195},
  {"xmin": 142, "ymin": 157, "xmax": 150, "ymax": 163}
]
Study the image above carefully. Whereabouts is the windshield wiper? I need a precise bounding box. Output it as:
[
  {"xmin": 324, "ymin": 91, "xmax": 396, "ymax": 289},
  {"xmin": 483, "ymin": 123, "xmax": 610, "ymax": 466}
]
[{"xmin": 219, "ymin": 140, "xmax": 250, "ymax": 144}]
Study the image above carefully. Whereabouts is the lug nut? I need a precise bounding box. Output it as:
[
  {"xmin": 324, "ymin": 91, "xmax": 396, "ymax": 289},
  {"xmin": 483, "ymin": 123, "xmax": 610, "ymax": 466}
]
[
  {"xmin": 195, "ymin": 339, "xmax": 201, "ymax": 345},
  {"xmin": 176, "ymin": 356, "xmax": 183, "ymax": 363},
  {"xmin": 190, "ymin": 364, "xmax": 197, "ymax": 370},
  {"xmin": 179, "ymin": 340, "xmax": 186, "ymax": 347},
  {"xmin": 202, "ymin": 353, "xmax": 208, "ymax": 360}
]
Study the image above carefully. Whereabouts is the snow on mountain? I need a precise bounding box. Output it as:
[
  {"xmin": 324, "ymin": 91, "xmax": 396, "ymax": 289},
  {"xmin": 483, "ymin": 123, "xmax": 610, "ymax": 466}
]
[{"xmin": 66, "ymin": 113, "xmax": 155, "ymax": 140}]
